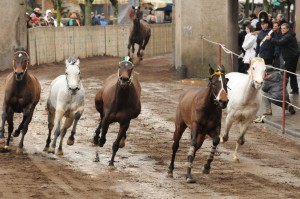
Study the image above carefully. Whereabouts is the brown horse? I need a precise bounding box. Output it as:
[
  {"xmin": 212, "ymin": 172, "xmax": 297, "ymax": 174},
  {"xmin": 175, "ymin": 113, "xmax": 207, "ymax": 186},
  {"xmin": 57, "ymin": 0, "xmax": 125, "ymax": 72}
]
[
  {"xmin": 167, "ymin": 65, "xmax": 229, "ymax": 183},
  {"xmin": 128, "ymin": 6, "xmax": 151, "ymax": 61},
  {"xmin": 0, "ymin": 48, "xmax": 41, "ymax": 153},
  {"xmin": 93, "ymin": 56, "xmax": 141, "ymax": 166}
]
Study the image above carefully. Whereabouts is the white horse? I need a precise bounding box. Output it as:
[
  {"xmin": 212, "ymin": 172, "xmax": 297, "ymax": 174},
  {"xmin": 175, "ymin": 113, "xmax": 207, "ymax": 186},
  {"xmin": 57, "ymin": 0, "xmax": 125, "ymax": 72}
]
[
  {"xmin": 220, "ymin": 57, "xmax": 266, "ymax": 162},
  {"xmin": 43, "ymin": 57, "xmax": 85, "ymax": 155}
]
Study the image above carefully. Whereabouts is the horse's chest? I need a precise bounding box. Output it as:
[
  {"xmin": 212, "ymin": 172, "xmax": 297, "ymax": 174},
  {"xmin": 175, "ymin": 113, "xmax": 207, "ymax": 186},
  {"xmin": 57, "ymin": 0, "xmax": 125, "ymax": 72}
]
[{"xmin": 10, "ymin": 96, "xmax": 27, "ymax": 113}]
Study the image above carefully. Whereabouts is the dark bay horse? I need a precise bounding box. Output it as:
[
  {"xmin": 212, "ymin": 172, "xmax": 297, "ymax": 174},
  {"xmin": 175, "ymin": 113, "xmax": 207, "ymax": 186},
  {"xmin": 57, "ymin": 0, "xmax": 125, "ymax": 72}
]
[
  {"xmin": 128, "ymin": 6, "xmax": 151, "ymax": 61},
  {"xmin": 167, "ymin": 65, "xmax": 229, "ymax": 183},
  {"xmin": 93, "ymin": 56, "xmax": 141, "ymax": 166},
  {"xmin": 0, "ymin": 48, "xmax": 41, "ymax": 153}
]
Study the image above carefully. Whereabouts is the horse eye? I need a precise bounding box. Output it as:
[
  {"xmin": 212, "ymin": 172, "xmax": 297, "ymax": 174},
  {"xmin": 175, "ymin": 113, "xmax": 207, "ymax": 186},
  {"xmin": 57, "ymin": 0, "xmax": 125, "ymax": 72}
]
[{"xmin": 252, "ymin": 67, "xmax": 255, "ymax": 71}]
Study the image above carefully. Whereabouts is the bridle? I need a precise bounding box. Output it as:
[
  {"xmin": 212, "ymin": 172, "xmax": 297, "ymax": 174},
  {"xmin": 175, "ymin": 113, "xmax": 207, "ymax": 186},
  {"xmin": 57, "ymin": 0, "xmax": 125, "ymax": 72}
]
[
  {"xmin": 209, "ymin": 71, "xmax": 227, "ymax": 104},
  {"xmin": 13, "ymin": 50, "xmax": 29, "ymax": 73},
  {"xmin": 65, "ymin": 63, "xmax": 81, "ymax": 92},
  {"xmin": 118, "ymin": 60, "xmax": 134, "ymax": 86},
  {"xmin": 248, "ymin": 58, "xmax": 265, "ymax": 87}
]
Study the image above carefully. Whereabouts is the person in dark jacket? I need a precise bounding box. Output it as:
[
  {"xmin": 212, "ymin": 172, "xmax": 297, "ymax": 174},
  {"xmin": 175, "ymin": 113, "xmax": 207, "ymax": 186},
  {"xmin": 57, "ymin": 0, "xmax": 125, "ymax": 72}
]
[
  {"xmin": 256, "ymin": 20, "xmax": 275, "ymax": 65},
  {"xmin": 91, "ymin": 12, "xmax": 100, "ymax": 26},
  {"xmin": 262, "ymin": 68, "xmax": 295, "ymax": 115},
  {"xmin": 266, "ymin": 23, "xmax": 299, "ymax": 94}
]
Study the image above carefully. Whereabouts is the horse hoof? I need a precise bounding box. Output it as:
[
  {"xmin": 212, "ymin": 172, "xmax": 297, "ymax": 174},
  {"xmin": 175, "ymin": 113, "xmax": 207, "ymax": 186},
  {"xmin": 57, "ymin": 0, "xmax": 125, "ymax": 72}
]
[
  {"xmin": 202, "ymin": 169, "xmax": 210, "ymax": 174},
  {"xmin": 67, "ymin": 137, "xmax": 75, "ymax": 146},
  {"xmin": 4, "ymin": 145, "xmax": 10, "ymax": 151},
  {"xmin": 16, "ymin": 147, "xmax": 23, "ymax": 154},
  {"xmin": 233, "ymin": 157, "xmax": 240, "ymax": 163},
  {"xmin": 139, "ymin": 57, "xmax": 143, "ymax": 61},
  {"xmin": 220, "ymin": 136, "xmax": 228, "ymax": 143},
  {"xmin": 186, "ymin": 178, "xmax": 196, "ymax": 183},
  {"xmin": 48, "ymin": 147, "xmax": 55, "ymax": 154},
  {"xmin": 43, "ymin": 147, "xmax": 49, "ymax": 152},
  {"xmin": 56, "ymin": 149, "xmax": 63, "ymax": 155},
  {"xmin": 93, "ymin": 137, "xmax": 99, "ymax": 145},
  {"xmin": 166, "ymin": 171, "xmax": 173, "ymax": 178},
  {"xmin": 13, "ymin": 130, "xmax": 21, "ymax": 137}
]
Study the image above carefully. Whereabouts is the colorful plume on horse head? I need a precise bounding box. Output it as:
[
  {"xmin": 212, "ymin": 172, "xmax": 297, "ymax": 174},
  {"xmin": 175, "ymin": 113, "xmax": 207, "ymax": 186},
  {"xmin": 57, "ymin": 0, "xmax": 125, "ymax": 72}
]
[
  {"xmin": 119, "ymin": 56, "xmax": 134, "ymax": 67},
  {"xmin": 208, "ymin": 64, "xmax": 226, "ymax": 78}
]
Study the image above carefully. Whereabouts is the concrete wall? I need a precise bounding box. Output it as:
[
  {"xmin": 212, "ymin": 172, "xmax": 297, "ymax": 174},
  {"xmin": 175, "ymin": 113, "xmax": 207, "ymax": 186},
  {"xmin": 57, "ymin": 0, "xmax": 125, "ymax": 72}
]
[
  {"xmin": 174, "ymin": 0, "xmax": 239, "ymax": 78},
  {"xmin": 0, "ymin": 0, "xmax": 27, "ymax": 71}
]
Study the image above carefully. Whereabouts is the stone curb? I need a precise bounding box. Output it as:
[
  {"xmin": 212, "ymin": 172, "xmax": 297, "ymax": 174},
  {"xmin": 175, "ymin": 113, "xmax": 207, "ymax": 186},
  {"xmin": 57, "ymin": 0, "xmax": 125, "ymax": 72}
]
[{"xmin": 263, "ymin": 118, "xmax": 300, "ymax": 138}]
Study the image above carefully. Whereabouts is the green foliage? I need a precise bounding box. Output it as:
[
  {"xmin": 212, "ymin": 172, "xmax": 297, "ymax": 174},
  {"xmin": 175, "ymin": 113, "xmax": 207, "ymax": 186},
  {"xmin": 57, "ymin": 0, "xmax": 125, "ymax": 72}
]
[
  {"xmin": 84, "ymin": 0, "xmax": 93, "ymax": 26},
  {"xmin": 110, "ymin": 0, "xmax": 118, "ymax": 22}
]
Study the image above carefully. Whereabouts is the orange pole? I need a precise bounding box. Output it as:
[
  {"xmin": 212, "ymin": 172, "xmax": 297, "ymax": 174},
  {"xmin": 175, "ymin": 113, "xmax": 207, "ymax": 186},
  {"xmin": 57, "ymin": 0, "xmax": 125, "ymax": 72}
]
[
  {"xmin": 281, "ymin": 70, "xmax": 287, "ymax": 134},
  {"xmin": 218, "ymin": 45, "xmax": 221, "ymax": 66}
]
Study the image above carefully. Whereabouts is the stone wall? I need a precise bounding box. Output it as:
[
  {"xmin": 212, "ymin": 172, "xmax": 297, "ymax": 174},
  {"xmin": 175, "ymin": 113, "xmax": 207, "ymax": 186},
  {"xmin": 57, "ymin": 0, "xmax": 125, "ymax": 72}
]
[
  {"xmin": 174, "ymin": 0, "xmax": 239, "ymax": 78},
  {"xmin": 0, "ymin": 0, "xmax": 27, "ymax": 71}
]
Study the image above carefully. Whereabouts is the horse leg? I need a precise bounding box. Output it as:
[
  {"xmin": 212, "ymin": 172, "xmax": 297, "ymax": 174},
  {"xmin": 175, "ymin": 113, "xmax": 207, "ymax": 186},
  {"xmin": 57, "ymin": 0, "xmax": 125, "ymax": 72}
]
[
  {"xmin": 13, "ymin": 114, "xmax": 27, "ymax": 137},
  {"xmin": 220, "ymin": 113, "xmax": 234, "ymax": 143},
  {"xmin": 57, "ymin": 117, "xmax": 74, "ymax": 155},
  {"xmin": 119, "ymin": 133, "xmax": 126, "ymax": 148},
  {"xmin": 0, "ymin": 111, "xmax": 8, "ymax": 139},
  {"xmin": 137, "ymin": 44, "xmax": 143, "ymax": 61},
  {"xmin": 43, "ymin": 107, "xmax": 54, "ymax": 152},
  {"xmin": 233, "ymin": 122, "xmax": 250, "ymax": 162},
  {"xmin": 4, "ymin": 111, "xmax": 14, "ymax": 151},
  {"xmin": 140, "ymin": 36, "xmax": 150, "ymax": 60},
  {"xmin": 109, "ymin": 122, "xmax": 130, "ymax": 166},
  {"xmin": 203, "ymin": 133, "xmax": 220, "ymax": 174},
  {"xmin": 127, "ymin": 43, "xmax": 132, "ymax": 57},
  {"xmin": 167, "ymin": 121, "xmax": 187, "ymax": 178},
  {"xmin": 16, "ymin": 108, "xmax": 35, "ymax": 154},
  {"xmin": 99, "ymin": 116, "xmax": 110, "ymax": 147},
  {"xmin": 48, "ymin": 111, "xmax": 63, "ymax": 154},
  {"xmin": 67, "ymin": 111, "xmax": 82, "ymax": 146},
  {"xmin": 186, "ymin": 126, "xmax": 200, "ymax": 183}
]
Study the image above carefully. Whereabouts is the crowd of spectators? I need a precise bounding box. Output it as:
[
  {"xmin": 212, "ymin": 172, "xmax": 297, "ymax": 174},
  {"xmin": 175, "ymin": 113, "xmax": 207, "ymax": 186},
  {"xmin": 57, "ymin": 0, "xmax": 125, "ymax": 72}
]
[{"xmin": 238, "ymin": 2, "xmax": 299, "ymax": 116}]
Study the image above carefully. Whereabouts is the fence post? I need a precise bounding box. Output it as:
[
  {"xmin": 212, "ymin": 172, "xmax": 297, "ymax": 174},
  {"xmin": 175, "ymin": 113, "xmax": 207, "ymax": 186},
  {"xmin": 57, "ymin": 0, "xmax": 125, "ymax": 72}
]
[{"xmin": 281, "ymin": 70, "xmax": 287, "ymax": 134}]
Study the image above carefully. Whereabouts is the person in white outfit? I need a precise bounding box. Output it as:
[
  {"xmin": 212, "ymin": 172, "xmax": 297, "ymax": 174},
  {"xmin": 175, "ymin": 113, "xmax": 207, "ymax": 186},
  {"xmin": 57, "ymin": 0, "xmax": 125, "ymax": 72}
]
[
  {"xmin": 242, "ymin": 24, "xmax": 257, "ymax": 73},
  {"xmin": 45, "ymin": 9, "xmax": 64, "ymax": 27}
]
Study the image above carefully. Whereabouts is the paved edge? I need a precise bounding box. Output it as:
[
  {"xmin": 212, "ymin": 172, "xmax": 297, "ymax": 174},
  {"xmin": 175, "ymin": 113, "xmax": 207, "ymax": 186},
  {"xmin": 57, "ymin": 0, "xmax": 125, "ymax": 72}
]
[{"xmin": 263, "ymin": 118, "xmax": 300, "ymax": 138}]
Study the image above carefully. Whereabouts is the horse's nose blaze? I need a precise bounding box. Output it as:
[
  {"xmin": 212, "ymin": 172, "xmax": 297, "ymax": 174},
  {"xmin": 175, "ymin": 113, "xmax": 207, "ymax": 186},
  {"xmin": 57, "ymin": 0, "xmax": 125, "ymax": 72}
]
[{"xmin": 219, "ymin": 90, "xmax": 228, "ymax": 101}]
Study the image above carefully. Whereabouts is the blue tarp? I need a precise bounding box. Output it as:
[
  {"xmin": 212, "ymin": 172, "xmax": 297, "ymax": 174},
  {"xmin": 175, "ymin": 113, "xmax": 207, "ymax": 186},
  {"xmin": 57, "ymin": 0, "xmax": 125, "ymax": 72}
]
[{"xmin": 155, "ymin": 3, "xmax": 172, "ymax": 12}]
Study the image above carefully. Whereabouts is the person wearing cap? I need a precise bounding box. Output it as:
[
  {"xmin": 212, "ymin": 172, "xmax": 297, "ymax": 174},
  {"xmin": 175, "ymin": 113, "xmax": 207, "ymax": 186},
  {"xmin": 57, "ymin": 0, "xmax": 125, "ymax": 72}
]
[
  {"xmin": 266, "ymin": 23, "xmax": 299, "ymax": 95},
  {"xmin": 261, "ymin": 67, "xmax": 295, "ymax": 115},
  {"xmin": 91, "ymin": 12, "xmax": 100, "ymax": 26},
  {"xmin": 25, "ymin": 12, "xmax": 34, "ymax": 28},
  {"xmin": 256, "ymin": 19, "xmax": 275, "ymax": 65}
]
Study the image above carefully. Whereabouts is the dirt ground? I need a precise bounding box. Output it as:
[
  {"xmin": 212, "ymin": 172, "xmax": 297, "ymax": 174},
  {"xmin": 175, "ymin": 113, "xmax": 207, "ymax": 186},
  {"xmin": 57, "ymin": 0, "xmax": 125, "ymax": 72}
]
[{"xmin": 0, "ymin": 54, "xmax": 299, "ymax": 199}]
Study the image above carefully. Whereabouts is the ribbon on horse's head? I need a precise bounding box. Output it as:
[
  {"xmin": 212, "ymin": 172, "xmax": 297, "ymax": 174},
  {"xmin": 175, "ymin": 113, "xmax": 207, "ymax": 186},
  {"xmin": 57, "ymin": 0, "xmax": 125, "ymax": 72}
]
[
  {"xmin": 13, "ymin": 50, "xmax": 30, "ymax": 73},
  {"xmin": 210, "ymin": 71, "xmax": 224, "ymax": 78}
]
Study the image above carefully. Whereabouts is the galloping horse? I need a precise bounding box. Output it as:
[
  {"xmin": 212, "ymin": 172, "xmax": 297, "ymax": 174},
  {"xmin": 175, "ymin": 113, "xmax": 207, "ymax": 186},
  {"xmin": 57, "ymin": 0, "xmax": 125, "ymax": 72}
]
[
  {"xmin": 0, "ymin": 48, "xmax": 41, "ymax": 153},
  {"xmin": 93, "ymin": 56, "xmax": 141, "ymax": 166},
  {"xmin": 220, "ymin": 57, "xmax": 266, "ymax": 162},
  {"xmin": 128, "ymin": 6, "xmax": 151, "ymax": 61},
  {"xmin": 43, "ymin": 57, "xmax": 84, "ymax": 155},
  {"xmin": 167, "ymin": 65, "xmax": 229, "ymax": 183}
]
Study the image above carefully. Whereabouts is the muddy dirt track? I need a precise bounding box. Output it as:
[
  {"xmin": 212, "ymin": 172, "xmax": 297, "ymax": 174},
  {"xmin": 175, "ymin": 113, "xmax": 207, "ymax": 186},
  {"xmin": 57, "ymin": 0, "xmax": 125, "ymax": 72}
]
[{"xmin": 0, "ymin": 54, "xmax": 299, "ymax": 199}]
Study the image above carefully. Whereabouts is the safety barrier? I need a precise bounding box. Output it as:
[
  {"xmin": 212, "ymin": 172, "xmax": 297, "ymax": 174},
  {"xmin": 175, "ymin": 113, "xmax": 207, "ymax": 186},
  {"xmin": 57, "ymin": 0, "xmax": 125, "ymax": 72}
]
[
  {"xmin": 202, "ymin": 35, "xmax": 300, "ymax": 134},
  {"xmin": 28, "ymin": 23, "xmax": 173, "ymax": 66}
]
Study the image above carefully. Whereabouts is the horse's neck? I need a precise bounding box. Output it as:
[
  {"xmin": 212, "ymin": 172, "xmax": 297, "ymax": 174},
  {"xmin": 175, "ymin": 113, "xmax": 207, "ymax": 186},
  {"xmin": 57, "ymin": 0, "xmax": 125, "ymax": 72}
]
[
  {"xmin": 243, "ymin": 76, "xmax": 260, "ymax": 103},
  {"xmin": 132, "ymin": 21, "xmax": 141, "ymax": 34}
]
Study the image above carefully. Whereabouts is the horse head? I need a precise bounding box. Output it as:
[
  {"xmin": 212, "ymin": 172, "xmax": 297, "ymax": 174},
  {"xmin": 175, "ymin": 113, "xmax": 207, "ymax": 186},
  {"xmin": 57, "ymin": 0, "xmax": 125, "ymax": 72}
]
[
  {"xmin": 118, "ymin": 56, "xmax": 134, "ymax": 88},
  {"xmin": 13, "ymin": 48, "xmax": 29, "ymax": 82},
  {"xmin": 209, "ymin": 65, "xmax": 229, "ymax": 109},
  {"xmin": 65, "ymin": 57, "xmax": 81, "ymax": 95},
  {"xmin": 249, "ymin": 57, "xmax": 266, "ymax": 89},
  {"xmin": 131, "ymin": 6, "xmax": 142, "ymax": 24}
]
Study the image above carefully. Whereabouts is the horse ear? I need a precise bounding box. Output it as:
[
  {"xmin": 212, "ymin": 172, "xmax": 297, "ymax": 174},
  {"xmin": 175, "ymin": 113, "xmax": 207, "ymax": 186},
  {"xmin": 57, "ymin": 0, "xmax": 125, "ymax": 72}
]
[
  {"xmin": 220, "ymin": 65, "xmax": 226, "ymax": 73},
  {"xmin": 138, "ymin": 6, "xmax": 140, "ymax": 10},
  {"xmin": 75, "ymin": 59, "xmax": 80, "ymax": 67},
  {"xmin": 208, "ymin": 64, "xmax": 214, "ymax": 75},
  {"xmin": 65, "ymin": 59, "xmax": 69, "ymax": 67}
]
